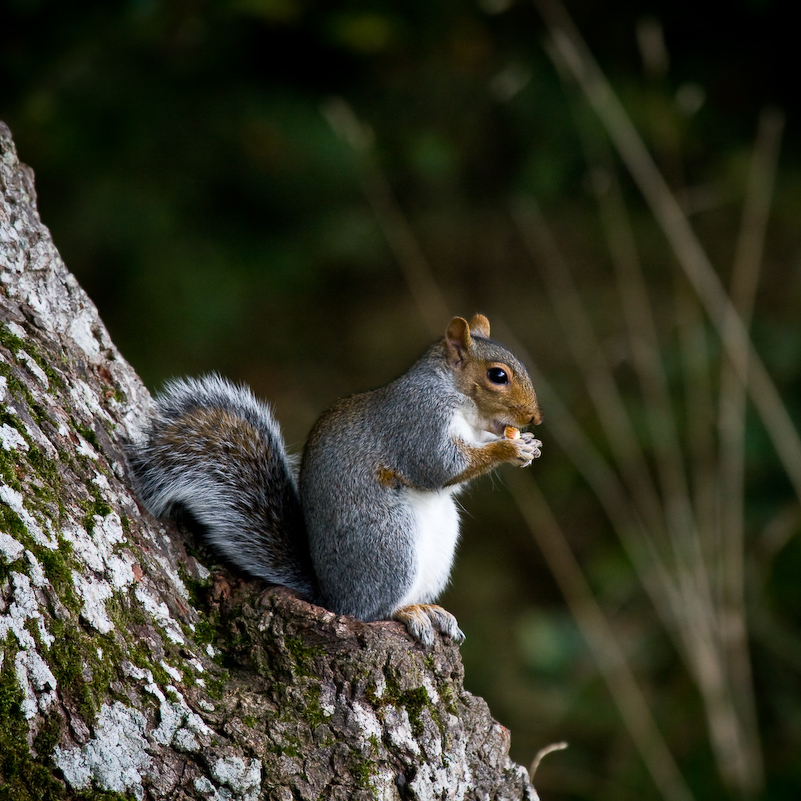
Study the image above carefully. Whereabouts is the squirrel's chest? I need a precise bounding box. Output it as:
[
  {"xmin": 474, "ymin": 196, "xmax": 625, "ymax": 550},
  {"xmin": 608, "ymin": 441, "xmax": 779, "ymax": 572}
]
[{"xmin": 397, "ymin": 488, "xmax": 461, "ymax": 606}]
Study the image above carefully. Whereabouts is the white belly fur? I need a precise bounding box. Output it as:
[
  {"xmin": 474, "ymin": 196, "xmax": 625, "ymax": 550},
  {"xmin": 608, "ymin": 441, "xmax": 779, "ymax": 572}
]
[{"xmin": 396, "ymin": 487, "xmax": 461, "ymax": 608}]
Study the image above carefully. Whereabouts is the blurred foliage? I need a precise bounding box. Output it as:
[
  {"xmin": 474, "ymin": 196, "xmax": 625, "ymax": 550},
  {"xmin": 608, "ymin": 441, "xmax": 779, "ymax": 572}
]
[{"xmin": 2, "ymin": 1, "xmax": 801, "ymax": 799}]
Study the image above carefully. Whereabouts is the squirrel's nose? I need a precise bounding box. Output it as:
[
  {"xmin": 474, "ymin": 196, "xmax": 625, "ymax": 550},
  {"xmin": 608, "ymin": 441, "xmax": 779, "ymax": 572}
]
[{"xmin": 528, "ymin": 409, "xmax": 543, "ymax": 426}]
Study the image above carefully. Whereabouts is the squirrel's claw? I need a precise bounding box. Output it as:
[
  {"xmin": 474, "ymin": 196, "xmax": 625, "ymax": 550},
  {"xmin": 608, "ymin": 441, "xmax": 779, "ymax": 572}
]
[
  {"xmin": 393, "ymin": 603, "xmax": 465, "ymax": 648},
  {"xmin": 425, "ymin": 604, "xmax": 466, "ymax": 645},
  {"xmin": 516, "ymin": 432, "xmax": 542, "ymax": 467}
]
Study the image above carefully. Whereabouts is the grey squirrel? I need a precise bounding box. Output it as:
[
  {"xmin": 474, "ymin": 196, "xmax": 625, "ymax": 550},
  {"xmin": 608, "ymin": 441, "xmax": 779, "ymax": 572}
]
[{"xmin": 128, "ymin": 314, "xmax": 542, "ymax": 647}]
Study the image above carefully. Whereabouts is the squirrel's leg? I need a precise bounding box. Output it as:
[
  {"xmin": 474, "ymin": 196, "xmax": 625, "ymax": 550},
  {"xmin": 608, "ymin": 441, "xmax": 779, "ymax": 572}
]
[
  {"xmin": 445, "ymin": 435, "xmax": 542, "ymax": 486},
  {"xmin": 393, "ymin": 604, "xmax": 466, "ymax": 648}
]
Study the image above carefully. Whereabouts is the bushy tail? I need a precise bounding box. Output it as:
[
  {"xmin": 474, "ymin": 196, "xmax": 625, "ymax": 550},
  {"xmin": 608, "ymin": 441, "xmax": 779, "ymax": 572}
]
[{"xmin": 128, "ymin": 374, "xmax": 315, "ymax": 598}]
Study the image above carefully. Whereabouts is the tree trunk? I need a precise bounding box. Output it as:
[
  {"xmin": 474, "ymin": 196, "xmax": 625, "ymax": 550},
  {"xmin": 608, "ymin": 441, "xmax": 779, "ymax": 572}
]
[{"xmin": 0, "ymin": 120, "xmax": 539, "ymax": 801}]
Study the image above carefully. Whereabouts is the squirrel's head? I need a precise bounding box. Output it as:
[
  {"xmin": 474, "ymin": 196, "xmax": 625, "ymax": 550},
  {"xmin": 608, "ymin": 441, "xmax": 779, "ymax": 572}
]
[{"xmin": 444, "ymin": 314, "xmax": 542, "ymax": 436}]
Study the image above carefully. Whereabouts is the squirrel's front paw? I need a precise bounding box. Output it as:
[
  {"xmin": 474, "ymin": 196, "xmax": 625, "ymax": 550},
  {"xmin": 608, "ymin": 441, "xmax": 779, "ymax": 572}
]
[
  {"xmin": 393, "ymin": 604, "xmax": 465, "ymax": 648},
  {"xmin": 512, "ymin": 431, "xmax": 542, "ymax": 467}
]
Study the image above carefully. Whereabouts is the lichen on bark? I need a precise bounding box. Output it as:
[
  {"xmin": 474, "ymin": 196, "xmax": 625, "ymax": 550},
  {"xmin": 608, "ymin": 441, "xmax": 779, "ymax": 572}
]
[{"xmin": 0, "ymin": 120, "xmax": 539, "ymax": 800}]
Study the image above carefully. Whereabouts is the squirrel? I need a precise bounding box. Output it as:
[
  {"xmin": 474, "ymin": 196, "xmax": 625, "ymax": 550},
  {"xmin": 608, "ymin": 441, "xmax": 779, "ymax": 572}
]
[{"xmin": 128, "ymin": 314, "xmax": 542, "ymax": 647}]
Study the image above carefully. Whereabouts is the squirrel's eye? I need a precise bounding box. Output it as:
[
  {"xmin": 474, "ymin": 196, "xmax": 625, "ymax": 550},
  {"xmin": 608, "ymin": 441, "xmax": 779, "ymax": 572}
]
[{"xmin": 487, "ymin": 367, "xmax": 509, "ymax": 385}]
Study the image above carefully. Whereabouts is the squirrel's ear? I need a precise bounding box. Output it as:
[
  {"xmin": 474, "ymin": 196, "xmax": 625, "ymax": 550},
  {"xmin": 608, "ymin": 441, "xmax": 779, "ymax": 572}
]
[
  {"xmin": 468, "ymin": 313, "xmax": 490, "ymax": 338},
  {"xmin": 445, "ymin": 317, "xmax": 472, "ymax": 366}
]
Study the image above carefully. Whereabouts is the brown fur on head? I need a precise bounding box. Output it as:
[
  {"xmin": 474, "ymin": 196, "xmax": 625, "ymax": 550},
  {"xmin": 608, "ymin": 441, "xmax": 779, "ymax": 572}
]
[{"xmin": 444, "ymin": 314, "xmax": 542, "ymax": 435}]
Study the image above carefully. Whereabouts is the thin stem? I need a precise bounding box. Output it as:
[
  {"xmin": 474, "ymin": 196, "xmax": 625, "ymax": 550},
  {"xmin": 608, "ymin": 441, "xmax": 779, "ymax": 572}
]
[
  {"xmin": 323, "ymin": 96, "xmax": 450, "ymax": 337},
  {"xmin": 529, "ymin": 741, "xmax": 569, "ymax": 781},
  {"xmin": 587, "ymin": 166, "xmax": 692, "ymax": 538},
  {"xmin": 512, "ymin": 199, "xmax": 669, "ymax": 548},
  {"xmin": 716, "ymin": 107, "xmax": 782, "ymax": 790}
]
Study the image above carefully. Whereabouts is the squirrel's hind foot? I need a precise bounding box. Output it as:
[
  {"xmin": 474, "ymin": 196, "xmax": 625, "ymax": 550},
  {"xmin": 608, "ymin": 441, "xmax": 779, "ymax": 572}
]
[{"xmin": 392, "ymin": 604, "xmax": 466, "ymax": 648}]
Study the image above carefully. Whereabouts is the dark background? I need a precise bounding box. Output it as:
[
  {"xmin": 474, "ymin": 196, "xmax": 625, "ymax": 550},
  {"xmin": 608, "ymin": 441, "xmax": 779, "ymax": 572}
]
[{"xmin": 2, "ymin": 1, "xmax": 800, "ymax": 799}]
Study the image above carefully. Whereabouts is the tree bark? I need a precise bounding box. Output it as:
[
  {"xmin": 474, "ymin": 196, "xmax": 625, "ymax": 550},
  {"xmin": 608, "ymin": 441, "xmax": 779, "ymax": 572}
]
[{"xmin": 0, "ymin": 120, "xmax": 539, "ymax": 801}]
